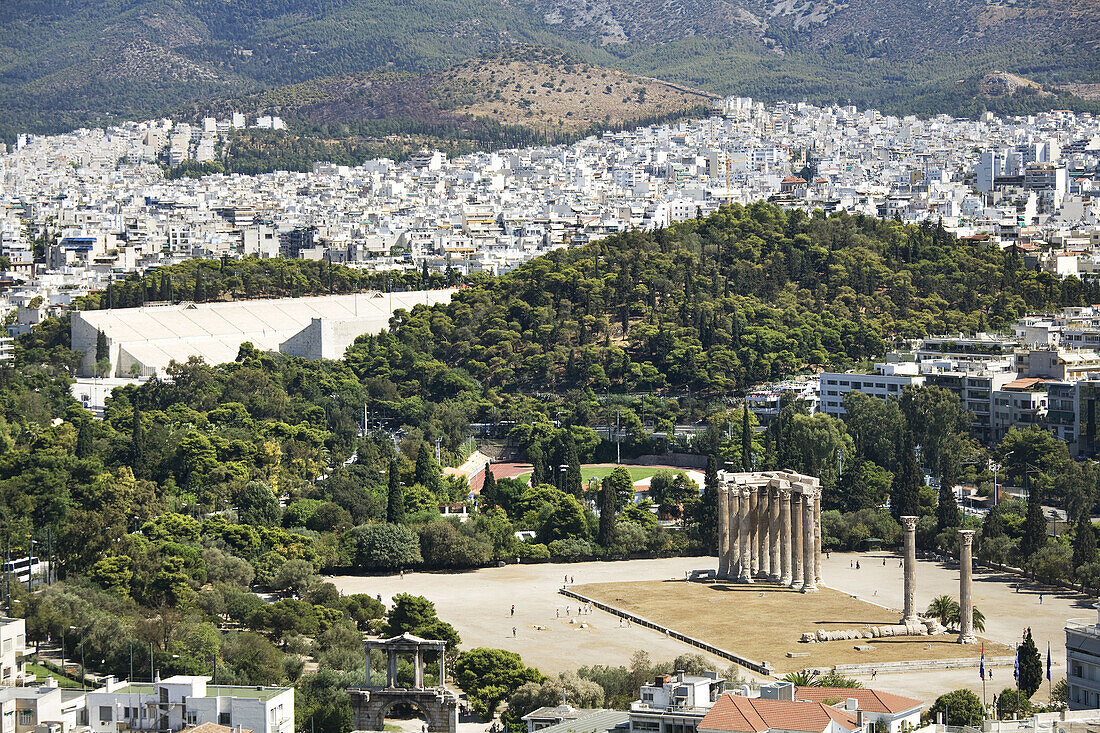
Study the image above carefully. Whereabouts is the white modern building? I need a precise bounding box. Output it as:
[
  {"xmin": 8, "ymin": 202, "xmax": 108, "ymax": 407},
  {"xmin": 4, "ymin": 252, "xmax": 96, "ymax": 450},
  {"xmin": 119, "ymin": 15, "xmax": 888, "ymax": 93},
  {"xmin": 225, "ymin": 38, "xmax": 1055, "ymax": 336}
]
[
  {"xmin": 71, "ymin": 290, "xmax": 455, "ymax": 377},
  {"xmin": 86, "ymin": 676, "xmax": 293, "ymax": 733},
  {"xmin": 818, "ymin": 363, "xmax": 924, "ymax": 417},
  {"xmin": 0, "ymin": 619, "xmax": 28, "ymax": 687},
  {"xmin": 629, "ymin": 671, "xmax": 726, "ymax": 733}
]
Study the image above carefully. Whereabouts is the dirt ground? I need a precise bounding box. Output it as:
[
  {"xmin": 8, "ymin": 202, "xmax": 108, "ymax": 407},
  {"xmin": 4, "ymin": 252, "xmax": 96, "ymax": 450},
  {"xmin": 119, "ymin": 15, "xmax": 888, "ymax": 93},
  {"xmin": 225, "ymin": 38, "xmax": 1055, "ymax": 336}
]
[
  {"xmin": 572, "ymin": 579, "xmax": 1014, "ymax": 674},
  {"xmin": 329, "ymin": 550, "xmax": 1094, "ymax": 704}
]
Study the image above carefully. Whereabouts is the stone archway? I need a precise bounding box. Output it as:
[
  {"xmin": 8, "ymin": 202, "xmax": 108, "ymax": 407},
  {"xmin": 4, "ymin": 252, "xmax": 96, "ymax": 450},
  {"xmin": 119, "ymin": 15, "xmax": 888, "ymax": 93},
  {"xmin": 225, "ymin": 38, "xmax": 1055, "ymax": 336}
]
[{"xmin": 349, "ymin": 633, "xmax": 459, "ymax": 733}]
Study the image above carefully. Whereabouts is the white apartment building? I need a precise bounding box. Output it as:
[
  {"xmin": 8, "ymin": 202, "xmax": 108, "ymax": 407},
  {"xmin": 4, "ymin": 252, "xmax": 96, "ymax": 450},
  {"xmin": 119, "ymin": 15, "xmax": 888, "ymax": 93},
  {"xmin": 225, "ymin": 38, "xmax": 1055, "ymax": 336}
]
[
  {"xmin": 630, "ymin": 671, "xmax": 725, "ymax": 733},
  {"xmin": 818, "ymin": 363, "xmax": 925, "ymax": 417},
  {"xmin": 0, "ymin": 619, "xmax": 28, "ymax": 687},
  {"xmin": 86, "ymin": 676, "xmax": 293, "ymax": 733}
]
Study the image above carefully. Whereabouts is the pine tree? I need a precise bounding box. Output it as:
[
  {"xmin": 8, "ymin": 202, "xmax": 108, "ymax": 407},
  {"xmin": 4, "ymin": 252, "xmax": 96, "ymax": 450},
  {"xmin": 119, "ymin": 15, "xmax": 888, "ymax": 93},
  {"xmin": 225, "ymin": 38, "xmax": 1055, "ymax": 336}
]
[
  {"xmin": 386, "ymin": 460, "xmax": 405, "ymax": 524},
  {"xmin": 598, "ymin": 477, "xmax": 616, "ymax": 549},
  {"xmin": 741, "ymin": 403, "xmax": 752, "ymax": 471},
  {"xmin": 1017, "ymin": 627, "xmax": 1043, "ymax": 697},
  {"xmin": 529, "ymin": 444, "xmax": 547, "ymax": 486},
  {"xmin": 130, "ymin": 397, "xmax": 146, "ymax": 477},
  {"xmin": 1074, "ymin": 511, "xmax": 1097, "ymax": 569},
  {"xmin": 893, "ymin": 430, "xmax": 921, "ymax": 519},
  {"xmin": 76, "ymin": 419, "xmax": 93, "ymax": 459}
]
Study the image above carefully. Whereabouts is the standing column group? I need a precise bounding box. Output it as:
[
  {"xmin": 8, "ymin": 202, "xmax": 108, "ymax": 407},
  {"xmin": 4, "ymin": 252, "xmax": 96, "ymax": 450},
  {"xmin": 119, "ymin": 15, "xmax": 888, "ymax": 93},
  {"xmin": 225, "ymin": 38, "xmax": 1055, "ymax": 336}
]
[{"xmin": 714, "ymin": 477, "xmax": 822, "ymax": 590}]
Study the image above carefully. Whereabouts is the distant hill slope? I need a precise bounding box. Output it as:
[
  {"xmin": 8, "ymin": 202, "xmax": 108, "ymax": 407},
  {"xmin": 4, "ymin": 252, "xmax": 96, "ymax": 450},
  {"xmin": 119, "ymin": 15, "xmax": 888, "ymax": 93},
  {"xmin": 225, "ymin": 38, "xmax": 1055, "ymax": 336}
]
[
  {"xmin": 191, "ymin": 51, "xmax": 715, "ymax": 135},
  {"xmin": 0, "ymin": 0, "xmax": 1097, "ymax": 139}
]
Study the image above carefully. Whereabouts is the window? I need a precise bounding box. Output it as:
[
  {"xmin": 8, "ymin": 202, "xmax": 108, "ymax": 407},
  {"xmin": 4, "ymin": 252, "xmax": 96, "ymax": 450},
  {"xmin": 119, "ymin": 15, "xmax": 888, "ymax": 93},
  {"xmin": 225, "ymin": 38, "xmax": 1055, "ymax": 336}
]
[
  {"xmin": 187, "ymin": 713, "xmax": 198, "ymax": 725},
  {"xmin": 219, "ymin": 713, "xmax": 232, "ymax": 726},
  {"xmin": 100, "ymin": 706, "xmax": 114, "ymax": 723},
  {"xmin": 18, "ymin": 710, "xmax": 32, "ymax": 725}
]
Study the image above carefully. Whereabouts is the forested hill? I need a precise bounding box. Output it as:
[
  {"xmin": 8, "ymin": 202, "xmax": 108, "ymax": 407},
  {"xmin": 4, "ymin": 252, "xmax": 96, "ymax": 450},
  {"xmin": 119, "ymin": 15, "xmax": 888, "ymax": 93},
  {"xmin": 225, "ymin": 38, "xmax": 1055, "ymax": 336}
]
[{"xmin": 353, "ymin": 204, "xmax": 1086, "ymax": 397}]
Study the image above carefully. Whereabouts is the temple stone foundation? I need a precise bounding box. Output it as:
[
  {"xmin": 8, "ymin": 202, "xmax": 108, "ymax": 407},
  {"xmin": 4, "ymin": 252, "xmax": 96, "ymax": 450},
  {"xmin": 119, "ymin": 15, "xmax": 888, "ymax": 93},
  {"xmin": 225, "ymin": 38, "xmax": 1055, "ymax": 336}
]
[{"xmin": 714, "ymin": 471, "xmax": 822, "ymax": 590}]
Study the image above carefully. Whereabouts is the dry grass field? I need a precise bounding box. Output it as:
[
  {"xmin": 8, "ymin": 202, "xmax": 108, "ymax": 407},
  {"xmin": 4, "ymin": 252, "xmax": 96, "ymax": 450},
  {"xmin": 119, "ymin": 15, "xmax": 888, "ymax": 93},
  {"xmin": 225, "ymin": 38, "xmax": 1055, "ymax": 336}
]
[{"xmin": 573, "ymin": 579, "xmax": 1014, "ymax": 674}]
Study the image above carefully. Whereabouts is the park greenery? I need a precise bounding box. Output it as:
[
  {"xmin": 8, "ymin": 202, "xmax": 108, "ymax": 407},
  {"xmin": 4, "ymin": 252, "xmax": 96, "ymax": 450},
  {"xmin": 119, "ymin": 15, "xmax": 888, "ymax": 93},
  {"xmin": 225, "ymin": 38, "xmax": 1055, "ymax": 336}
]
[{"xmin": 2, "ymin": 203, "xmax": 1097, "ymax": 733}]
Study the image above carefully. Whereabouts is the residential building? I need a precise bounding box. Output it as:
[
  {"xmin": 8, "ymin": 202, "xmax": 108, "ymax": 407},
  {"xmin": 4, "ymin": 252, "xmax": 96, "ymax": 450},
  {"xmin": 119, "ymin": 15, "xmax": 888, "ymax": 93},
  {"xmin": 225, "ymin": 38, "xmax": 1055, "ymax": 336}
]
[
  {"xmin": 1066, "ymin": 605, "xmax": 1100, "ymax": 709},
  {"xmin": 819, "ymin": 363, "xmax": 924, "ymax": 418},
  {"xmin": 629, "ymin": 671, "xmax": 725, "ymax": 733},
  {"xmin": 992, "ymin": 377, "xmax": 1051, "ymax": 443},
  {"xmin": 0, "ymin": 619, "xmax": 28, "ymax": 687},
  {"xmin": 85, "ymin": 675, "xmax": 293, "ymax": 733},
  {"xmin": 788, "ymin": 688, "xmax": 921, "ymax": 733},
  {"xmin": 697, "ymin": 693, "xmax": 859, "ymax": 733}
]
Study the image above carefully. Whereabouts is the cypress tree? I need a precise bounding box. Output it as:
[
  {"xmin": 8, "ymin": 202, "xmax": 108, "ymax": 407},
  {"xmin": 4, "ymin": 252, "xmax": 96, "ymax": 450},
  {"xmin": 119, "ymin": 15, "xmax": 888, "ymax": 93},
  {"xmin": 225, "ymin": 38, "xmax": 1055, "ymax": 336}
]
[
  {"xmin": 598, "ymin": 477, "xmax": 616, "ymax": 549},
  {"xmin": 936, "ymin": 469, "xmax": 960, "ymax": 531},
  {"xmin": 95, "ymin": 330, "xmax": 108, "ymax": 363},
  {"xmin": 700, "ymin": 454, "xmax": 719, "ymax": 551},
  {"xmin": 481, "ymin": 463, "xmax": 497, "ymax": 506},
  {"xmin": 194, "ymin": 267, "xmax": 204, "ymax": 303},
  {"xmin": 1073, "ymin": 511, "xmax": 1097, "ymax": 569},
  {"xmin": 386, "ymin": 460, "xmax": 405, "ymax": 524},
  {"xmin": 893, "ymin": 430, "xmax": 921, "ymax": 519},
  {"xmin": 1021, "ymin": 474, "xmax": 1047, "ymax": 559},
  {"xmin": 76, "ymin": 419, "xmax": 93, "ymax": 459},
  {"xmin": 741, "ymin": 403, "xmax": 752, "ymax": 471},
  {"xmin": 130, "ymin": 397, "xmax": 146, "ymax": 477},
  {"xmin": 1017, "ymin": 627, "xmax": 1043, "ymax": 697},
  {"xmin": 529, "ymin": 444, "xmax": 547, "ymax": 486},
  {"xmin": 415, "ymin": 441, "xmax": 442, "ymax": 496},
  {"xmin": 564, "ymin": 433, "xmax": 582, "ymax": 498}
]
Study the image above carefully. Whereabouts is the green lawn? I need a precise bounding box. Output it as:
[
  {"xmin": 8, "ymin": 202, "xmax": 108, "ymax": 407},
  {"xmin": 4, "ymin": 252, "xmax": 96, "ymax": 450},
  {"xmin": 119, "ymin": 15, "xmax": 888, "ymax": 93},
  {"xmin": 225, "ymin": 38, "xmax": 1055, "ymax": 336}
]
[
  {"xmin": 514, "ymin": 465, "xmax": 674, "ymax": 486},
  {"xmin": 25, "ymin": 662, "xmax": 81, "ymax": 688}
]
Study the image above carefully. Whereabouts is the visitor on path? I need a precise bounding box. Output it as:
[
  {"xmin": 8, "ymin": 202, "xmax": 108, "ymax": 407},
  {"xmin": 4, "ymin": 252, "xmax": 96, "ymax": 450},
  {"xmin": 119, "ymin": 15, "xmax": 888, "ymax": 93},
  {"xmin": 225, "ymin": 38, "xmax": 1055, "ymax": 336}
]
[
  {"xmin": 871, "ymin": 669, "xmax": 877, "ymax": 680},
  {"xmin": 883, "ymin": 558, "xmax": 886, "ymax": 566},
  {"xmin": 510, "ymin": 605, "xmax": 515, "ymax": 616},
  {"xmin": 856, "ymin": 561, "xmax": 861, "ymax": 569},
  {"xmin": 1039, "ymin": 593, "xmax": 1044, "ymax": 604},
  {"xmin": 556, "ymin": 609, "xmax": 560, "ymax": 618},
  {"xmin": 512, "ymin": 627, "xmax": 517, "ymax": 637}
]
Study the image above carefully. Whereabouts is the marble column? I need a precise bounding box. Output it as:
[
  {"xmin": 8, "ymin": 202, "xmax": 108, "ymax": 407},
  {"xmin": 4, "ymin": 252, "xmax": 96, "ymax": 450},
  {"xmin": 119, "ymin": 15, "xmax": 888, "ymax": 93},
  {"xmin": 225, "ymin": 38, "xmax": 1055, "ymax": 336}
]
[
  {"xmin": 748, "ymin": 488, "xmax": 759, "ymax": 578},
  {"xmin": 814, "ymin": 494, "xmax": 822, "ymax": 585},
  {"xmin": 756, "ymin": 488, "xmax": 768, "ymax": 578},
  {"xmin": 738, "ymin": 488, "xmax": 754, "ymax": 583},
  {"xmin": 790, "ymin": 492, "xmax": 803, "ymax": 589},
  {"xmin": 769, "ymin": 488, "xmax": 781, "ymax": 581},
  {"xmin": 779, "ymin": 489, "xmax": 793, "ymax": 585},
  {"xmin": 728, "ymin": 488, "xmax": 740, "ymax": 578},
  {"xmin": 717, "ymin": 488, "xmax": 730, "ymax": 579},
  {"xmin": 801, "ymin": 493, "xmax": 817, "ymax": 592},
  {"xmin": 958, "ymin": 529, "xmax": 977, "ymax": 644},
  {"xmin": 901, "ymin": 516, "xmax": 919, "ymax": 624}
]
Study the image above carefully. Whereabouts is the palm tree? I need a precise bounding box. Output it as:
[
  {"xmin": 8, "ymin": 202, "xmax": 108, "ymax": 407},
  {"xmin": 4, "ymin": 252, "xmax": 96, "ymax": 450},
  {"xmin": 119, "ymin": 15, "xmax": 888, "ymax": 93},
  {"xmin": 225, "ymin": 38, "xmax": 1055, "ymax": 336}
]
[
  {"xmin": 781, "ymin": 670, "xmax": 820, "ymax": 686},
  {"xmin": 972, "ymin": 606, "xmax": 986, "ymax": 633},
  {"xmin": 926, "ymin": 594, "xmax": 959, "ymax": 625}
]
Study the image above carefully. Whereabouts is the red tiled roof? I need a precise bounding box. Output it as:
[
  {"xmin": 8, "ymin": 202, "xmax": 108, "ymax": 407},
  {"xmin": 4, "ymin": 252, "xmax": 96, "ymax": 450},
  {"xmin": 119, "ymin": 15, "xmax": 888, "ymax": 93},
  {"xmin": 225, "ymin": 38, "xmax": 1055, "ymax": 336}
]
[
  {"xmin": 1003, "ymin": 377, "xmax": 1048, "ymax": 391},
  {"xmin": 699, "ymin": 694, "xmax": 860, "ymax": 733},
  {"xmin": 793, "ymin": 687, "xmax": 922, "ymax": 715},
  {"xmin": 782, "ymin": 176, "xmax": 808, "ymax": 184}
]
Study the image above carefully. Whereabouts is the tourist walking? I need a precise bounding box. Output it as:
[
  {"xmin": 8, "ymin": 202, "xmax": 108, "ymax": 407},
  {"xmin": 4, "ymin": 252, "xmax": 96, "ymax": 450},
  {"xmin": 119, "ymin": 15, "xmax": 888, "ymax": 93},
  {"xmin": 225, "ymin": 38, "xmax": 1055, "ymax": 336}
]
[
  {"xmin": 512, "ymin": 627, "xmax": 517, "ymax": 637},
  {"xmin": 510, "ymin": 604, "xmax": 515, "ymax": 616}
]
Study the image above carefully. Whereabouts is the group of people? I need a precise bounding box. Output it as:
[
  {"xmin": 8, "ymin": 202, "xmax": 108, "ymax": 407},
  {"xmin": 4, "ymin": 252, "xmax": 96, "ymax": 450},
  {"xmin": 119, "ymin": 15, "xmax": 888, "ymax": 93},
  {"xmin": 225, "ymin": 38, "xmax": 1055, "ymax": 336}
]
[{"xmin": 555, "ymin": 603, "xmax": 594, "ymax": 617}]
